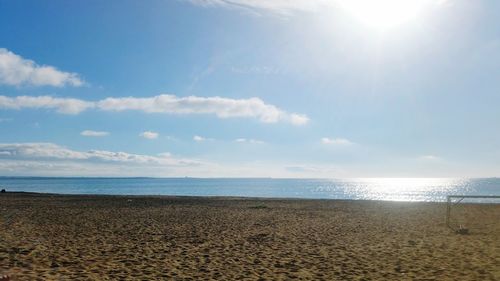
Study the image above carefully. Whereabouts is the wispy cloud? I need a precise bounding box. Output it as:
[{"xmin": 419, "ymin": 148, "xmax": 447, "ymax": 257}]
[
  {"xmin": 0, "ymin": 143, "xmax": 85, "ymax": 160},
  {"xmin": 0, "ymin": 94, "xmax": 309, "ymax": 125},
  {"xmin": 0, "ymin": 142, "xmax": 208, "ymax": 177},
  {"xmin": 193, "ymin": 135, "xmax": 215, "ymax": 142},
  {"xmin": 0, "ymin": 48, "xmax": 84, "ymax": 87},
  {"xmin": 418, "ymin": 155, "xmax": 441, "ymax": 161},
  {"xmin": 140, "ymin": 131, "xmax": 159, "ymax": 139},
  {"xmin": 164, "ymin": 135, "xmax": 179, "ymax": 141},
  {"xmin": 80, "ymin": 130, "xmax": 109, "ymax": 137},
  {"xmin": 321, "ymin": 137, "xmax": 353, "ymax": 145},
  {"xmin": 188, "ymin": 64, "xmax": 216, "ymax": 92},
  {"xmin": 188, "ymin": 0, "xmax": 333, "ymax": 16},
  {"xmin": 235, "ymin": 138, "xmax": 264, "ymax": 144},
  {"xmin": 0, "ymin": 143, "xmax": 199, "ymax": 166},
  {"xmin": 231, "ymin": 66, "xmax": 281, "ymax": 75},
  {"xmin": 284, "ymin": 164, "xmax": 345, "ymax": 177},
  {"xmin": 0, "ymin": 142, "xmax": 347, "ymax": 177},
  {"xmin": 0, "ymin": 95, "xmax": 93, "ymax": 114}
]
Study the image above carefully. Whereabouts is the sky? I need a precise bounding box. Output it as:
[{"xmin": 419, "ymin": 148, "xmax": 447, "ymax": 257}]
[{"xmin": 0, "ymin": 0, "xmax": 499, "ymax": 177}]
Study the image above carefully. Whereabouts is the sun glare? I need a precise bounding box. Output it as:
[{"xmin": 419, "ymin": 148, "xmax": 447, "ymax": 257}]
[{"xmin": 339, "ymin": 0, "xmax": 432, "ymax": 30}]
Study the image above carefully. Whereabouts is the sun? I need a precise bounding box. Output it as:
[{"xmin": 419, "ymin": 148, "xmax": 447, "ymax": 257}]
[{"xmin": 339, "ymin": 0, "xmax": 431, "ymax": 30}]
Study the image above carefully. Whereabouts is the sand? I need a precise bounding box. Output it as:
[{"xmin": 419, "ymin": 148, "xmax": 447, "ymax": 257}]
[{"xmin": 0, "ymin": 192, "xmax": 499, "ymax": 280}]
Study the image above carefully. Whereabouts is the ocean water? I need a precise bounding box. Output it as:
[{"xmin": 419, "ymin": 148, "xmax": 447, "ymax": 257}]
[{"xmin": 1, "ymin": 177, "xmax": 499, "ymax": 202}]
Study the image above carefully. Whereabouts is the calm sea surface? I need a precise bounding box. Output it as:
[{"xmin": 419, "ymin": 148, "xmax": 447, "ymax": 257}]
[{"xmin": 0, "ymin": 177, "xmax": 499, "ymax": 202}]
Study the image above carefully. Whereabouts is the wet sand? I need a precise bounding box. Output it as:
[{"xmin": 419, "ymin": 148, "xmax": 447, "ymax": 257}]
[{"xmin": 0, "ymin": 192, "xmax": 499, "ymax": 280}]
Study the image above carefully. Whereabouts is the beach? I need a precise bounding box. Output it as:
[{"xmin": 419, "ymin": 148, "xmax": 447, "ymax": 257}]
[{"xmin": 0, "ymin": 193, "xmax": 499, "ymax": 280}]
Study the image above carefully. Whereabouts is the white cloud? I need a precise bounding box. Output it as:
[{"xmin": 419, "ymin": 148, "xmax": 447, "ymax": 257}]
[
  {"xmin": 289, "ymin": 113, "xmax": 309, "ymax": 126},
  {"xmin": 80, "ymin": 130, "xmax": 109, "ymax": 137},
  {"xmin": 97, "ymin": 94, "xmax": 308, "ymax": 125},
  {"xmin": 0, "ymin": 143, "xmax": 200, "ymax": 166},
  {"xmin": 193, "ymin": 135, "xmax": 215, "ymax": 142},
  {"xmin": 140, "ymin": 131, "xmax": 159, "ymax": 139},
  {"xmin": 0, "ymin": 94, "xmax": 309, "ymax": 125},
  {"xmin": 193, "ymin": 135, "xmax": 205, "ymax": 142},
  {"xmin": 0, "ymin": 143, "xmax": 87, "ymax": 160},
  {"xmin": 0, "ymin": 142, "xmax": 212, "ymax": 177},
  {"xmin": 235, "ymin": 138, "xmax": 264, "ymax": 144},
  {"xmin": 0, "ymin": 48, "xmax": 84, "ymax": 87},
  {"xmin": 0, "ymin": 95, "xmax": 94, "ymax": 114},
  {"xmin": 321, "ymin": 137, "xmax": 353, "ymax": 145}
]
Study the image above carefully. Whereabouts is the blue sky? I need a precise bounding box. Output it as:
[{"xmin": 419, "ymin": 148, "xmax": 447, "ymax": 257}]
[{"xmin": 0, "ymin": 0, "xmax": 499, "ymax": 177}]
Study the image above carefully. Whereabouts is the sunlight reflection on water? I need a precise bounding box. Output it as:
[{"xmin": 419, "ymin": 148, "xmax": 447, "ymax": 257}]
[{"xmin": 311, "ymin": 178, "xmax": 494, "ymax": 201}]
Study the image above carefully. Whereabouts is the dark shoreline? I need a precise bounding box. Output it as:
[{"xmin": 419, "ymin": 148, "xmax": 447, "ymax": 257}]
[
  {"xmin": 0, "ymin": 190, "xmax": 450, "ymax": 204},
  {"xmin": 3, "ymin": 191, "xmax": 500, "ymax": 207}
]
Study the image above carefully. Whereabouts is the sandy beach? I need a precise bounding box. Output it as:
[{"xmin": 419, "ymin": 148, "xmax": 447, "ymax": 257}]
[{"xmin": 0, "ymin": 192, "xmax": 498, "ymax": 280}]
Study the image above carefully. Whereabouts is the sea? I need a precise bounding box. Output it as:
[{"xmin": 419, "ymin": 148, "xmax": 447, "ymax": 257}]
[{"xmin": 0, "ymin": 177, "xmax": 499, "ymax": 202}]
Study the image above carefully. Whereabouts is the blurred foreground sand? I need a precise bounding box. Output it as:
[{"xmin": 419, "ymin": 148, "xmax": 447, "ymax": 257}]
[{"xmin": 0, "ymin": 193, "xmax": 499, "ymax": 280}]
